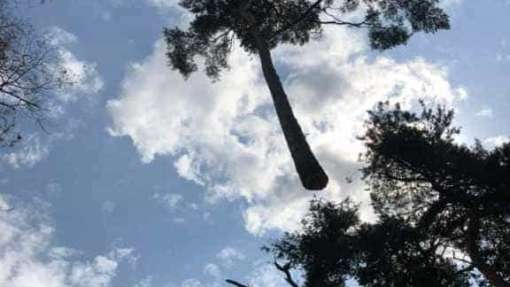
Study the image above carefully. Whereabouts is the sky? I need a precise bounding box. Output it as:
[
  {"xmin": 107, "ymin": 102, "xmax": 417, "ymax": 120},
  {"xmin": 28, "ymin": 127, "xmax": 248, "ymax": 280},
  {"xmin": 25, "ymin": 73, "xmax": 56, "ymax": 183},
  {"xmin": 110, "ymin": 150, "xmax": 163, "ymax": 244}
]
[{"xmin": 1, "ymin": 0, "xmax": 509, "ymax": 286}]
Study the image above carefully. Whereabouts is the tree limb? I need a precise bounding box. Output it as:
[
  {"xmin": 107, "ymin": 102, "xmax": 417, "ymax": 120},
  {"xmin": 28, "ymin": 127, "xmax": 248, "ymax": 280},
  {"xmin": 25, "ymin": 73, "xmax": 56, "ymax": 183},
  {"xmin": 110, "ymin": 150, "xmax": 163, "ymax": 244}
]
[
  {"xmin": 225, "ymin": 279, "xmax": 249, "ymax": 287},
  {"xmin": 465, "ymin": 215, "xmax": 510, "ymax": 287},
  {"xmin": 274, "ymin": 261, "xmax": 299, "ymax": 287},
  {"xmin": 270, "ymin": 0, "xmax": 324, "ymax": 40}
]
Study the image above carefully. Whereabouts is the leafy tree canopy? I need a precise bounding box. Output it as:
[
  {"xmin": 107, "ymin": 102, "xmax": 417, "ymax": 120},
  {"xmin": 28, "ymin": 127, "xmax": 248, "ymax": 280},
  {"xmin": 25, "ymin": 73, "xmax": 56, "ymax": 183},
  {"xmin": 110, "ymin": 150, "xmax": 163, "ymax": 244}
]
[
  {"xmin": 360, "ymin": 102, "xmax": 510, "ymax": 286},
  {"xmin": 258, "ymin": 102, "xmax": 510, "ymax": 287},
  {"xmin": 165, "ymin": 0, "xmax": 450, "ymax": 79},
  {"xmin": 267, "ymin": 199, "xmax": 472, "ymax": 287}
]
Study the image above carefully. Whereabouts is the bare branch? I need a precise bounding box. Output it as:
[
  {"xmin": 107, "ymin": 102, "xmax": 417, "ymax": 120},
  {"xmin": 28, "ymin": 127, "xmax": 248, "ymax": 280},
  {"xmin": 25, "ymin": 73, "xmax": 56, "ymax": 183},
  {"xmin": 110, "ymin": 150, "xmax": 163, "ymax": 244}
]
[
  {"xmin": 0, "ymin": 0, "xmax": 64, "ymax": 146},
  {"xmin": 274, "ymin": 260, "xmax": 299, "ymax": 287},
  {"xmin": 225, "ymin": 279, "xmax": 249, "ymax": 287}
]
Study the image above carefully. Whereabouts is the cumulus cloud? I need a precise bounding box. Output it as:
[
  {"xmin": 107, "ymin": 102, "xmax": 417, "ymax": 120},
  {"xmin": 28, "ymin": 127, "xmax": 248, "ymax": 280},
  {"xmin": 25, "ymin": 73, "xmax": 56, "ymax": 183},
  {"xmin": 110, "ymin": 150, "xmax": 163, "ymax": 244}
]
[
  {"xmin": 108, "ymin": 26, "xmax": 466, "ymax": 235},
  {"xmin": 0, "ymin": 194, "xmax": 134, "ymax": 287}
]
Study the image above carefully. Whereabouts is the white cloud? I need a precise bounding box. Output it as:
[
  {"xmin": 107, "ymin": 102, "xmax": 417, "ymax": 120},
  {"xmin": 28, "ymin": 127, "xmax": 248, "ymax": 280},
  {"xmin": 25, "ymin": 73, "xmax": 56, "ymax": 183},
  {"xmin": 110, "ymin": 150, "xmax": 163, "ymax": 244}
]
[
  {"xmin": 0, "ymin": 194, "xmax": 134, "ymax": 287},
  {"xmin": 56, "ymin": 49, "xmax": 104, "ymax": 102},
  {"xmin": 106, "ymin": 0, "xmax": 183, "ymax": 17},
  {"xmin": 216, "ymin": 247, "xmax": 245, "ymax": 268},
  {"xmin": 203, "ymin": 263, "xmax": 221, "ymax": 279},
  {"xmin": 440, "ymin": 0, "xmax": 464, "ymax": 9},
  {"xmin": 176, "ymin": 260, "xmax": 294, "ymax": 287},
  {"xmin": 247, "ymin": 263, "xmax": 290, "ymax": 287},
  {"xmin": 180, "ymin": 252, "xmax": 290, "ymax": 287},
  {"xmin": 153, "ymin": 192, "xmax": 183, "ymax": 211},
  {"xmin": 48, "ymin": 27, "xmax": 104, "ymax": 103},
  {"xmin": 475, "ymin": 107, "xmax": 494, "ymax": 118},
  {"xmin": 108, "ymin": 27, "xmax": 466, "ymax": 235},
  {"xmin": 181, "ymin": 278, "xmax": 210, "ymax": 287},
  {"xmin": 0, "ymin": 118, "xmax": 84, "ymax": 169},
  {"xmin": 174, "ymin": 154, "xmax": 205, "ymax": 185},
  {"xmin": 146, "ymin": 0, "xmax": 179, "ymax": 9},
  {"xmin": 484, "ymin": 135, "xmax": 509, "ymax": 148},
  {"xmin": 47, "ymin": 27, "xmax": 78, "ymax": 46},
  {"xmin": 1, "ymin": 136, "xmax": 49, "ymax": 169},
  {"xmin": 133, "ymin": 276, "xmax": 153, "ymax": 287}
]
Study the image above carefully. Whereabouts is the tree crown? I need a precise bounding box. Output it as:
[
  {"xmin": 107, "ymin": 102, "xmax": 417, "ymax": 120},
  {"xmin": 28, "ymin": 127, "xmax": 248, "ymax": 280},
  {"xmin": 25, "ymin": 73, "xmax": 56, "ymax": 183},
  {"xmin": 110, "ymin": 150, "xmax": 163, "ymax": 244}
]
[
  {"xmin": 260, "ymin": 103, "xmax": 510, "ymax": 287},
  {"xmin": 164, "ymin": 0, "xmax": 450, "ymax": 78},
  {"xmin": 359, "ymin": 102, "xmax": 510, "ymax": 286},
  {"xmin": 267, "ymin": 198, "xmax": 472, "ymax": 287}
]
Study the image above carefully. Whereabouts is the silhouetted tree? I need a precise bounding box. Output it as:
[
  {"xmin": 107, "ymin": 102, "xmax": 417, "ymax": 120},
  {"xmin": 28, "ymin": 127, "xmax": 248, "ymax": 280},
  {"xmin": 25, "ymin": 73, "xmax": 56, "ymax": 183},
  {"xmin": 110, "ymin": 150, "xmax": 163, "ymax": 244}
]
[
  {"xmin": 228, "ymin": 103, "xmax": 509, "ymax": 287},
  {"xmin": 265, "ymin": 199, "xmax": 472, "ymax": 287},
  {"xmin": 164, "ymin": 0, "xmax": 450, "ymax": 190},
  {"xmin": 360, "ymin": 102, "xmax": 510, "ymax": 286},
  {"xmin": 0, "ymin": 0, "xmax": 67, "ymax": 147}
]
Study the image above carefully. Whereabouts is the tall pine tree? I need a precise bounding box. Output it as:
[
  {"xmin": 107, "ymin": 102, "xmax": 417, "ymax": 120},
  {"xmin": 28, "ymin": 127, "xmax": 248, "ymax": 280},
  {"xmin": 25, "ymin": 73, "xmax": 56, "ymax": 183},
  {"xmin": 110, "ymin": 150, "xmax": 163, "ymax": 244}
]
[{"xmin": 164, "ymin": 0, "xmax": 450, "ymax": 190}]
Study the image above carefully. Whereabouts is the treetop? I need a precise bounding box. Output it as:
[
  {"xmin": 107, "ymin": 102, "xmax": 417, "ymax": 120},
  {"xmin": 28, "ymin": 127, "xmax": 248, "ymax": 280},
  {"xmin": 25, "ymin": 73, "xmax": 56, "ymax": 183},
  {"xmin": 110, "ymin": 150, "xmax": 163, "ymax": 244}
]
[{"xmin": 165, "ymin": 0, "xmax": 450, "ymax": 79}]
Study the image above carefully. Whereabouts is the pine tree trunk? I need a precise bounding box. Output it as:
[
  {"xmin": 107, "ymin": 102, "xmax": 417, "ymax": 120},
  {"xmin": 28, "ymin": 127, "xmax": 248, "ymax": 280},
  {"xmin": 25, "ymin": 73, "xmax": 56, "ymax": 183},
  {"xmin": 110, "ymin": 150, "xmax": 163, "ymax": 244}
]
[
  {"xmin": 466, "ymin": 216, "xmax": 510, "ymax": 287},
  {"xmin": 251, "ymin": 32, "xmax": 328, "ymax": 190}
]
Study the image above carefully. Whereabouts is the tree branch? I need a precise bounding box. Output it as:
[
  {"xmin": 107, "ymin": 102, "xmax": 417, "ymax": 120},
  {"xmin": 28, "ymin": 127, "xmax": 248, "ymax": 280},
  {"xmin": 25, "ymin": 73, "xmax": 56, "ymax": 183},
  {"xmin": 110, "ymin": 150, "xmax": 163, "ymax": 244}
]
[
  {"xmin": 270, "ymin": 0, "xmax": 324, "ymax": 40},
  {"xmin": 318, "ymin": 9, "xmax": 374, "ymax": 28},
  {"xmin": 317, "ymin": 20, "xmax": 369, "ymax": 27},
  {"xmin": 465, "ymin": 215, "xmax": 510, "ymax": 287},
  {"xmin": 225, "ymin": 279, "xmax": 249, "ymax": 287},
  {"xmin": 416, "ymin": 198, "xmax": 448, "ymax": 230},
  {"xmin": 274, "ymin": 261, "xmax": 299, "ymax": 287}
]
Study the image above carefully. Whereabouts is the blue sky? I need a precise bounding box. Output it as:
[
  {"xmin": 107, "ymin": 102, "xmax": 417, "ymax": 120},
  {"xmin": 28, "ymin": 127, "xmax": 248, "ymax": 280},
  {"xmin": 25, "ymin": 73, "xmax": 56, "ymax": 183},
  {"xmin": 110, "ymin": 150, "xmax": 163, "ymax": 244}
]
[{"xmin": 1, "ymin": 1, "xmax": 509, "ymax": 286}]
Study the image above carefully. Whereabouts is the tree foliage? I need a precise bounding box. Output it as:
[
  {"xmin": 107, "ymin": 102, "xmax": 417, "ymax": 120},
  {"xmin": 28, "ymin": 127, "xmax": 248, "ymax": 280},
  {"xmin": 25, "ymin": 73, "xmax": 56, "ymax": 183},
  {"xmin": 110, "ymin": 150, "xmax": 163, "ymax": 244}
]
[
  {"xmin": 257, "ymin": 103, "xmax": 510, "ymax": 287},
  {"xmin": 360, "ymin": 102, "xmax": 510, "ymax": 286},
  {"xmin": 165, "ymin": 0, "xmax": 450, "ymax": 79}
]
